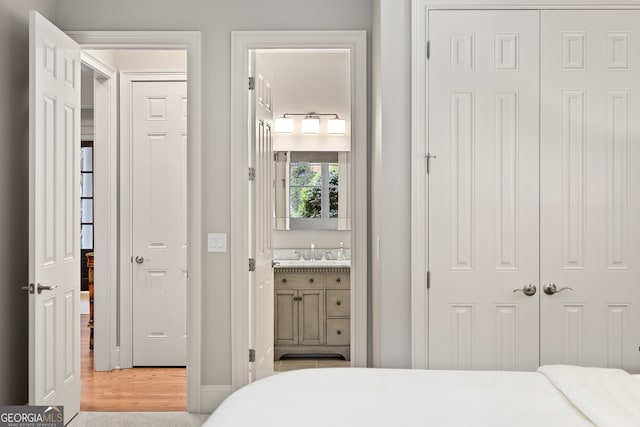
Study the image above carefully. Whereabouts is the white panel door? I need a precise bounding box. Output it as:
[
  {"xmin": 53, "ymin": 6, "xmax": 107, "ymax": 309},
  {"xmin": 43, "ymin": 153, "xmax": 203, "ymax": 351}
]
[
  {"xmin": 132, "ymin": 80, "xmax": 187, "ymax": 366},
  {"xmin": 540, "ymin": 10, "xmax": 640, "ymax": 372},
  {"xmin": 250, "ymin": 53, "xmax": 275, "ymax": 380},
  {"xmin": 428, "ymin": 10, "xmax": 540, "ymax": 370},
  {"xmin": 28, "ymin": 10, "xmax": 81, "ymax": 424}
]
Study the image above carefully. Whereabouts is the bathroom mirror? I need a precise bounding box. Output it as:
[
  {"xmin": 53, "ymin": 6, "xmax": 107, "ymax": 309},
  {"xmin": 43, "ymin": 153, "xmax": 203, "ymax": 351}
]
[{"xmin": 274, "ymin": 151, "xmax": 350, "ymax": 231}]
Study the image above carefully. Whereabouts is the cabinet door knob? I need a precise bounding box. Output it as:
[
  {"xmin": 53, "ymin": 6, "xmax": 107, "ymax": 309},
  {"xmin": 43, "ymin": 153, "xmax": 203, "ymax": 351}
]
[
  {"xmin": 336, "ymin": 330, "xmax": 342, "ymax": 335},
  {"xmin": 336, "ymin": 300, "xmax": 342, "ymax": 306},
  {"xmin": 309, "ymin": 278, "xmax": 314, "ymax": 283},
  {"xmin": 336, "ymin": 278, "xmax": 341, "ymax": 283},
  {"xmin": 282, "ymin": 278, "xmax": 287, "ymax": 283}
]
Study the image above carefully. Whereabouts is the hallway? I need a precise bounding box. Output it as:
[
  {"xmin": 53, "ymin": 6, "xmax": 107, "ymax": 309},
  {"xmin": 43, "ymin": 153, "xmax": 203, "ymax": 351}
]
[{"xmin": 80, "ymin": 314, "xmax": 187, "ymax": 411}]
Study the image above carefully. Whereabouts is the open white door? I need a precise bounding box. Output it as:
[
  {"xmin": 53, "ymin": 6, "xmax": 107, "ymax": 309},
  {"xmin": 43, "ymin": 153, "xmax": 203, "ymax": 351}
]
[
  {"xmin": 250, "ymin": 52, "xmax": 275, "ymax": 380},
  {"xmin": 28, "ymin": 10, "xmax": 81, "ymax": 424}
]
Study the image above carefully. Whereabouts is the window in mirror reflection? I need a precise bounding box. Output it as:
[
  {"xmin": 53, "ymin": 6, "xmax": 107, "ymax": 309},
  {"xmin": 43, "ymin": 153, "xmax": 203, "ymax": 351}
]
[
  {"xmin": 289, "ymin": 159, "xmax": 339, "ymax": 219},
  {"xmin": 275, "ymin": 151, "xmax": 350, "ymax": 231}
]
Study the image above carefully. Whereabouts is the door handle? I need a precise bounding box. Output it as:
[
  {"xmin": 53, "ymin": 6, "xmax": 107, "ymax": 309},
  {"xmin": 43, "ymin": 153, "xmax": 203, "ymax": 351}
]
[
  {"xmin": 21, "ymin": 283, "xmax": 35, "ymax": 294},
  {"xmin": 134, "ymin": 256, "xmax": 150, "ymax": 264},
  {"xmin": 543, "ymin": 283, "xmax": 573, "ymax": 295},
  {"xmin": 513, "ymin": 283, "xmax": 537, "ymax": 296},
  {"xmin": 21, "ymin": 283, "xmax": 58, "ymax": 294}
]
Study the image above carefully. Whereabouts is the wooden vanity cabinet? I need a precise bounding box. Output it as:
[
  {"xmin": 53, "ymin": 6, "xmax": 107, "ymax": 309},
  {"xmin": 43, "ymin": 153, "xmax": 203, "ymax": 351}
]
[{"xmin": 274, "ymin": 267, "xmax": 350, "ymax": 361}]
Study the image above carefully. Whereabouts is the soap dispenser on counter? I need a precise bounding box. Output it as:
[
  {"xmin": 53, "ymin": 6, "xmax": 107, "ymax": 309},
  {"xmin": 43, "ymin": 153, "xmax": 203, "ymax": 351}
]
[{"xmin": 337, "ymin": 242, "xmax": 345, "ymax": 260}]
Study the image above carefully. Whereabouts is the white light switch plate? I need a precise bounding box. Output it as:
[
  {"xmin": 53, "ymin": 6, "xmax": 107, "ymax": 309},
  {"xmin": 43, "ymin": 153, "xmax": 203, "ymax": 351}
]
[{"xmin": 208, "ymin": 233, "xmax": 227, "ymax": 253}]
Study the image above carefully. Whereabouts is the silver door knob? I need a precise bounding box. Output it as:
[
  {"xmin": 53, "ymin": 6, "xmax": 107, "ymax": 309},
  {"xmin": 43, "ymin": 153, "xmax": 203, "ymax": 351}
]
[
  {"xmin": 36, "ymin": 284, "xmax": 58, "ymax": 294},
  {"xmin": 513, "ymin": 283, "xmax": 537, "ymax": 296},
  {"xmin": 22, "ymin": 283, "xmax": 58, "ymax": 294},
  {"xmin": 135, "ymin": 256, "xmax": 146, "ymax": 264},
  {"xmin": 543, "ymin": 283, "xmax": 573, "ymax": 295}
]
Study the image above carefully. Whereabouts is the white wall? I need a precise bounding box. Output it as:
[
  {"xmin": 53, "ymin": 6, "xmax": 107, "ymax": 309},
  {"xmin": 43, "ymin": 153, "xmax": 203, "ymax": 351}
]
[
  {"xmin": 261, "ymin": 50, "xmax": 351, "ymax": 152},
  {"xmin": 86, "ymin": 49, "xmax": 187, "ymax": 71},
  {"xmin": 0, "ymin": 0, "xmax": 56, "ymax": 404},
  {"xmin": 53, "ymin": 0, "xmax": 374, "ymax": 399}
]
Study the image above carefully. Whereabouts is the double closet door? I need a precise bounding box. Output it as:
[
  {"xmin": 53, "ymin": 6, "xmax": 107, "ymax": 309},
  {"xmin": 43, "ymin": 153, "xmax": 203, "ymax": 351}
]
[{"xmin": 428, "ymin": 10, "xmax": 640, "ymax": 372}]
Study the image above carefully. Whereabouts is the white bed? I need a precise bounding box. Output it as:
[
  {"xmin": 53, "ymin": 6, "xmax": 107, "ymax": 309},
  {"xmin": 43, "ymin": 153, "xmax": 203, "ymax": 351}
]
[{"xmin": 205, "ymin": 365, "xmax": 640, "ymax": 427}]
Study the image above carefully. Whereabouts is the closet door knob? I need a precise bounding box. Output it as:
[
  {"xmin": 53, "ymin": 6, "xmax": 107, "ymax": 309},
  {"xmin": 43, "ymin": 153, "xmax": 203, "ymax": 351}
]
[
  {"xmin": 513, "ymin": 283, "xmax": 536, "ymax": 296},
  {"xmin": 336, "ymin": 300, "xmax": 342, "ymax": 306},
  {"xmin": 543, "ymin": 283, "xmax": 574, "ymax": 295},
  {"xmin": 336, "ymin": 330, "xmax": 342, "ymax": 335}
]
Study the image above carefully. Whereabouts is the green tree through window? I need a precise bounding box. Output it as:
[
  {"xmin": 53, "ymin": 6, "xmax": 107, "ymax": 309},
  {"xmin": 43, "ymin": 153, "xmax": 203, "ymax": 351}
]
[{"xmin": 290, "ymin": 161, "xmax": 339, "ymax": 219}]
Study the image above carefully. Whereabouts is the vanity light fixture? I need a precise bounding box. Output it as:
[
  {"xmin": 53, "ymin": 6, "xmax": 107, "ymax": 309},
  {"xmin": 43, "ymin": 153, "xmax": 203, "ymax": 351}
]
[
  {"xmin": 302, "ymin": 116, "xmax": 320, "ymax": 135},
  {"xmin": 274, "ymin": 112, "xmax": 346, "ymax": 136},
  {"xmin": 327, "ymin": 117, "xmax": 346, "ymax": 135},
  {"xmin": 274, "ymin": 117, "xmax": 294, "ymax": 133}
]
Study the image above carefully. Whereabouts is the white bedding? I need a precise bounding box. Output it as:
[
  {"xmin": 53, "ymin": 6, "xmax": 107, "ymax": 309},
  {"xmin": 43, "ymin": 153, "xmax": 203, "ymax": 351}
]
[
  {"xmin": 205, "ymin": 367, "xmax": 607, "ymax": 426},
  {"xmin": 538, "ymin": 365, "xmax": 640, "ymax": 427}
]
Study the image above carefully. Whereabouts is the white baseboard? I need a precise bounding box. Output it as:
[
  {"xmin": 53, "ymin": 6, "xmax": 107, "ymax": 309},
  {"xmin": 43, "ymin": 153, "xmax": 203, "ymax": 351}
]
[{"xmin": 199, "ymin": 385, "xmax": 233, "ymax": 414}]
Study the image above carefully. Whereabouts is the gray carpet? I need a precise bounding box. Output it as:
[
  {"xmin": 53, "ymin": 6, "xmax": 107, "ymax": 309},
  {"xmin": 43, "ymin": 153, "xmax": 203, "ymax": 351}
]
[{"xmin": 67, "ymin": 411, "xmax": 210, "ymax": 426}]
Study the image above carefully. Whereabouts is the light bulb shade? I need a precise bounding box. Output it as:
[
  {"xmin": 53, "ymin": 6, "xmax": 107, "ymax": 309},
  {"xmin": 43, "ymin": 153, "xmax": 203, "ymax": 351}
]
[
  {"xmin": 327, "ymin": 118, "xmax": 346, "ymax": 135},
  {"xmin": 302, "ymin": 118, "xmax": 320, "ymax": 134},
  {"xmin": 274, "ymin": 117, "xmax": 294, "ymax": 134}
]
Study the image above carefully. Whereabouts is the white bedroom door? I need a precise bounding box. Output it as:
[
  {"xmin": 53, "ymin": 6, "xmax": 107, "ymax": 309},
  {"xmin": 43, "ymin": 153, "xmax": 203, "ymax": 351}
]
[
  {"xmin": 540, "ymin": 10, "xmax": 640, "ymax": 372},
  {"xmin": 250, "ymin": 53, "xmax": 275, "ymax": 380},
  {"xmin": 428, "ymin": 10, "xmax": 541, "ymax": 370},
  {"xmin": 131, "ymin": 79, "xmax": 188, "ymax": 366},
  {"xmin": 28, "ymin": 10, "xmax": 81, "ymax": 424}
]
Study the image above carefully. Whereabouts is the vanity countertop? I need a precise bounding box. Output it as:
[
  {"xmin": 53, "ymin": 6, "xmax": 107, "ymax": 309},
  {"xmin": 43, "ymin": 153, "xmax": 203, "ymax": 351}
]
[{"xmin": 274, "ymin": 259, "xmax": 351, "ymax": 268}]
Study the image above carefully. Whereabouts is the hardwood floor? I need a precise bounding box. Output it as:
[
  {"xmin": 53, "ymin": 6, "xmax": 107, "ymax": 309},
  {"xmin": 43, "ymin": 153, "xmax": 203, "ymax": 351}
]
[{"xmin": 81, "ymin": 314, "xmax": 187, "ymax": 412}]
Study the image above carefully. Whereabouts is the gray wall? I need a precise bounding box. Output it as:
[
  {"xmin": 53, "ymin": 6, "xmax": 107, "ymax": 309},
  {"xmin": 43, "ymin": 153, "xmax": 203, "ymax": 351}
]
[
  {"xmin": 0, "ymin": 0, "xmax": 418, "ymax": 406},
  {"xmin": 0, "ymin": 0, "xmax": 55, "ymax": 404},
  {"xmin": 53, "ymin": 0, "xmax": 375, "ymax": 389},
  {"xmin": 371, "ymin": 0, "xmax": 412, "ymax": 368}
]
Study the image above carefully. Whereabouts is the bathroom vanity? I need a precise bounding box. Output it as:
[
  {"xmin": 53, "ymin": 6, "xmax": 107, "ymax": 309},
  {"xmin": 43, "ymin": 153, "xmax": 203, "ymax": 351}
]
[{"xmin": 274, "ymin": 262, "xmax": 350, "ymax": 361}]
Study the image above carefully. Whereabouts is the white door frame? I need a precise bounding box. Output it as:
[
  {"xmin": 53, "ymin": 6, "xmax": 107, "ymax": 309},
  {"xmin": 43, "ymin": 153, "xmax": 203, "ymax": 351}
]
[
  {"xmin": 230, "ymin": 31, "xmax": 368, "ymax": 390},
  {"xmin": 80, "ymin": 51, "xmax": 118, "ymax": 373},
  {"xmin": 410, "ymin": 0, "xmax": 640, "ymax": 370},
  {"xmin": 67, "ymin": 31, "xmax": 203, "ymax": 412},
  {"xmin": 120, "ymin": 71, "xmax": 187, "ymax": 367}
]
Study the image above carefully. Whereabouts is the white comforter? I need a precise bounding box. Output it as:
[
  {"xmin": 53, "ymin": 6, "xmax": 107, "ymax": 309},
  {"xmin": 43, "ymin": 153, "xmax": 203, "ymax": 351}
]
[
  {"xmin": 538, "ymin": 365, "xmax": 640, "ymax": 427},
  {"xmin": 205, "ymin": 366, "xmax": 640, "ymax": 426}
]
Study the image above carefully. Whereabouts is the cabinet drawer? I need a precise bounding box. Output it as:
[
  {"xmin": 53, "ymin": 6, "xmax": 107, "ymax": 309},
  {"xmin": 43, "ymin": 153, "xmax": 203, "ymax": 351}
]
[
  {"xmin": 326, "ymin": 290, "xmax": 350, "ymax": 317},
  {"xmin": 275, "ymin": 273, "xmax": 324, "ymax": 289},
  {"xmin": 326, "ymin": 318, "xmax": 350, "ymax": 346},
  {"xmin": 325, "ymin": 272, "xmax": 350, "ymax": 289}
]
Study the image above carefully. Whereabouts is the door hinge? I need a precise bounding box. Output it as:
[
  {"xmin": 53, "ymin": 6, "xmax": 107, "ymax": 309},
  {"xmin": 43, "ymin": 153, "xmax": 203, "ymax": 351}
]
[
  {"xmin": 248, "ymin": 167, "xmax": 256, "ymax": 181},
  {"xmin": 426, "ymin": 153, "xmax": 437, "ymax": 174},
  {"xmin": 426, "ymin": 41, "xmax": 431, "ymax": 60},
  {"xmin": 249, "ymin": 258, "xmax": 256, "ymax": 272},
  {"xmin": 248, "ymin": 76, "xmax": 256, "ymax": 90},
  {"xmin": 249, "ymin": 348, "xmax": 256, "ymax": 362},
  {"xmin": 427, "ymin": 270, "xmax": 431, "ymax": 289}
]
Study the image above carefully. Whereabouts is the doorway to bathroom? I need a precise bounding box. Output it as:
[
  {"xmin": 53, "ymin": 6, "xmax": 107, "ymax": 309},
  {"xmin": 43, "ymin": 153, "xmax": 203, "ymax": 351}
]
[{"xmin": 229, "ymin": 31, "xmax": 367, "ymax": 390}]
